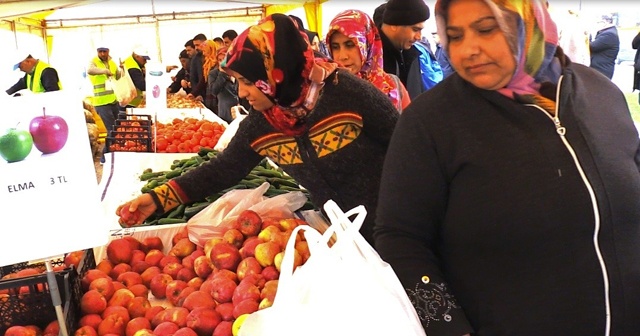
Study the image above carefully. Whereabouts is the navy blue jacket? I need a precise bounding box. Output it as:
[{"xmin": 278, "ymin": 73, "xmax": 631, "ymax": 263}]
[{"xmin": 590, "ymin": 26, "xmax": 619, "ymax": 79}]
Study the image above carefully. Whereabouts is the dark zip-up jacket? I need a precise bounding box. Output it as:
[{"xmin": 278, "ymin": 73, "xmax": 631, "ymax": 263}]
[{"xmin": 375, "ymin": 62, "xmax": 640, "ymax": 336}]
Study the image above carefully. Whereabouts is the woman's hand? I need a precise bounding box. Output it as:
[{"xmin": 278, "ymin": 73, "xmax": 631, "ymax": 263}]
[{"xmin": 115, "ymin": 193, "xmax": 157, "ymax": 227}]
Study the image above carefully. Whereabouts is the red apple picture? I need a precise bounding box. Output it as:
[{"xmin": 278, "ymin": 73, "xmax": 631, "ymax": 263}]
[{"xmin": 29, "ymin": 107, "xmax": 69, "ymax": 154}]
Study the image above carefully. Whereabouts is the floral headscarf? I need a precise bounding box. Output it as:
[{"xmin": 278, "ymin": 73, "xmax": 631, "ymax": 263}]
[
  {"xmin": 201, "ymin": 40, "xmax": 218, "ymax": 81},
  {"xmin": 435, "ymin": 0, "xmax": 562, "ymax": 110},
  {"xmin": 221, "ymin": 14, "xmax": 336, "ymax": 136},
  {"xmin": 326, "ymin": 9, "xmax": 402, "ymax": 109}
]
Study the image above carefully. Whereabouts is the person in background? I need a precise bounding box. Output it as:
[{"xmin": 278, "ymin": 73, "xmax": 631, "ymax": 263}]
[
  {"xmin": 375, "ymin": 0, "xmax": 640, "ymax": 334},
  {"xmin": 432, "ymin": 31, "xmax": 454, "ymax": 77},
  {"xmin": 549, "ymin": 3, "xmax": 591, "ymax": 66},
  {"xmin": 188, "ymin": 40, "xmax": 218, "ymax": 113},
  {"xmin": 288, "ymin": 15, "xmax": 322, "ymax": 54},
  {"xmin": 87, "ymin": 45, "xmax": 122, "ymax": 161},
  {"xmin": 589, "ymin": 14, "xmax": 619, "ymax": 79},
  {"xmin": 184, "ymin": 39, "xmax": 196, "ymax": 60},
  {"xmin": 6, "ymin": 53, "xmax": 62, "ymax": 95},
  {"xmin": 326, "ymin": 9, "xmax": 410, "ymax": 111},
  {"xmin": 213, "ymin": 37, "xmax": 224, "ymax": 48},
  {"xmin": 116, "ymin": 14, "xmax": 399, "ymax": 246},
  {"xmin": 375, "ymin": 0, "xmax": 441, "ymax": 98},
  {"xmin": 167, "ymin": 49, "xmax": 191, "ymax": 94},
  {"xmin": 632, "ymin": 31, "xmax": 640, "ymax": 104},
  {"xmin": 221, "ymin": 29, "xmax": 238, "ymax": 47},
  {"xmin": 120, "ymin": 47, "xmax": 150, "ymax": 110},
  {"xmin": 208, "ymin": 46, "xmax": 237, "ymax": 123},
  {"xmin": 189, "ymin": 33, "xmax": 207, "ymax": 90}
]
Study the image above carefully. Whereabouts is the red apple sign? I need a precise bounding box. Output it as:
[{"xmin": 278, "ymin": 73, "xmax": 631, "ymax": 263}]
[{"xmin": 29, "ymin": 107, "xmax": 69, "ymax": 154}]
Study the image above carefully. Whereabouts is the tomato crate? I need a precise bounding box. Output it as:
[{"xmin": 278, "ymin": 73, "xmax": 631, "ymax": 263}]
[
  {"xmin": 112, "ymin": 124, "xmax": 152, "ymax": 134},
  {"xmin": 0, "ymin": 249, "xmax": 95, "ymax": 334},
  {"xmin": 118, "ymin": 113, "xmax": 153, "ymax": 122},
  {"xmin": 115, "ymin": 118, "xmax": 153, "ymax": 128},
  {"xmin": 106, "ymin": 135, "xmax": 153, "ymax": 152}
]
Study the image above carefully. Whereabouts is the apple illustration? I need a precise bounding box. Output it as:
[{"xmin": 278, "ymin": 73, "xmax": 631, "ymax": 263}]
[
  {"xmin": 0, "ymin": 127, "xmax": 33, "ymax": 163},
  {"xmin": 29, "ymin": 107, "xmax": 69, "ymax": 154}
]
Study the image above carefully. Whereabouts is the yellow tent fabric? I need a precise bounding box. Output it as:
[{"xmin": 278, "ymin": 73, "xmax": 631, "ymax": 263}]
[
  {"xmin": 303, "ymin": 1, "xmax": 324, "ymax": 37},
  {"xmin": 265, "ymin": 1, "xmax": 327, "ymax": 37}
]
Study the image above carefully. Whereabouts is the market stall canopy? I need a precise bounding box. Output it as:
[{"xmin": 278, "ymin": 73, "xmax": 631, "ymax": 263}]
[
  {"xmin": 0, "ymin": 0, "xmax": 101, "ymax": 20},
  {"xmin": 0, "ymin": 0, "xmax": 321, "ymax": 21}
]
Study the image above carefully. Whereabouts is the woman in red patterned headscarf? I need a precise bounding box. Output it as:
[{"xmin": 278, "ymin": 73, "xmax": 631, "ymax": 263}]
[
  {"xmin": 326, "ymin": 9, "xmax": 410, "ymax": 111},
  {"xmin": 116, "ymin": 14, "xmax": 400, "ymax": 246}
]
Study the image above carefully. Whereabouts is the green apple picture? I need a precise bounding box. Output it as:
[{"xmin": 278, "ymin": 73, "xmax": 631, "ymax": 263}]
[{"xmin": 0, "ymin": 128, "xmax": 34, "ymax": 163}]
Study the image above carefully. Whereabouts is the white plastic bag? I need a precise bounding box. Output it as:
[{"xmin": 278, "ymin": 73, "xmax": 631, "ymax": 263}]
[
  {"xmin": 214, "ymin": 108, "xmax": 247, "ymax": 152},
  {"xmin": 187, "ymin": 182, "xmax": 307, "ymax": 247},
  {"xmin": 239, "ymin": 200, "xmax": 426, "ymax": 336},
  {"xmin": 111, "ymin": 68, "xmax": 137, "ymax": 107}
]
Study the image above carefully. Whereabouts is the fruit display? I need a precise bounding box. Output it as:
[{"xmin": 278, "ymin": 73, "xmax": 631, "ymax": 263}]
[
  {"xmin": 137, "ymin": 94, "xmax": 205, "ymax": 109},
  {"xmin": 154, "ymin": 118, "xmax": 225, "ymax": 154},
  {"xmin": 106, "ymin": 114, "xmax": 154, "ymax": 153},
  {"xmin": 84, "ymin": 102, "xmax": 102, "ymax": 159},
  {"xmin": 79, "ymin": 213, "xmax": 312, "ymax": 336},
  {"xmin": 0, "ymin": 249, "xmax": 95, "ymax": 334},
  {"xmin": 134, "ymin": 148, "xmax": 315, "ymax": 227}
]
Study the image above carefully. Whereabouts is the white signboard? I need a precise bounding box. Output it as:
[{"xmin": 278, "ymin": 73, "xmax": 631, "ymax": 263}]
[
  {"xmin": 145, "ymin": 61, "xmax": 168, "ymax": 111},
  {"xmin": 0, "ymin": 90, "xmax": 108, "ymax": 267}
]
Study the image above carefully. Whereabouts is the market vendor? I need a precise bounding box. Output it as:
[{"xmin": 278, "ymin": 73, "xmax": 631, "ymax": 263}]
[
  {"xmin": 116, "ymin": 13, "xmax": 400, "ymax": 245},
  {"xmin": 119, "ymin": 47, "xmax": 150, "ymax": 110},
  {"xmin": 6, "ymin": 53, "xmax": 62, "ymax": 95}
]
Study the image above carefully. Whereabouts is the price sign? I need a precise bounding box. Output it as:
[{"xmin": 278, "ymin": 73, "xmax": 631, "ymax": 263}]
[{"xmin": 0, "ymin": 90, "xmax": 109, "ymax": 267}]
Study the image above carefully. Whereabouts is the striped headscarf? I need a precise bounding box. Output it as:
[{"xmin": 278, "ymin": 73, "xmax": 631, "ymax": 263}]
[
  {"xmin": 435, "ymin": 0, "xmax": 562, "ymax": 112},
  {"xmin": 326, "ymin": 9, "xmax": 402, "ymax": 110}
]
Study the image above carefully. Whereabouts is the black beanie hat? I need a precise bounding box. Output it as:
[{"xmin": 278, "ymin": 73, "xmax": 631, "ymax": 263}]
[
  {"xmin": 373, "ymin": 3, "xmax": 386, "ymax": 28},
  {"xmin": 383, "ymin": 0, "xmax": 430, "ymax": 26}
]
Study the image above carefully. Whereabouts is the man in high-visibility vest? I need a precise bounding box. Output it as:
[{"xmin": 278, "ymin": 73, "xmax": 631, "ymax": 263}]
[
  {"xmin": 6, "ymin": 53, "xmax": 62, "ymax": 95},
  {"xmin": 120, "ymin": 47, "xmax": 150, "ymax": 111},
  {"xmin": 87, "ymin": 45, "xmax": 123, "ymax": 162}
]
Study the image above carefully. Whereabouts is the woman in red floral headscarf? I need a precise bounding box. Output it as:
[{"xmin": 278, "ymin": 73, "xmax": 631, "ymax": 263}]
[
  {"xmin": 116, "ymin": 13, "xmax": 400, "ymax": 246},
  {"xmin": 326, "ymin": 9, "xmax": 410, "ymax": 111}
]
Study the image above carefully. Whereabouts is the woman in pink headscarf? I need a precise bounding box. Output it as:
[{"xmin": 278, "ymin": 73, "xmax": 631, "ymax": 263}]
[{"xmin": 326, "ymin": 9, "xmax": 410, "ymax": 111}]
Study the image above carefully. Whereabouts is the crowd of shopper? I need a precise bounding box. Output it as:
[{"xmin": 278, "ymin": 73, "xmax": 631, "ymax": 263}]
[{"xmin": 6, "ymin": 1, "xmax": 635, "ymax": 335}]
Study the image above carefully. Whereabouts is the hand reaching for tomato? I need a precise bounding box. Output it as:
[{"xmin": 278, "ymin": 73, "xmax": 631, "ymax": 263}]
[{"xmin": 116, "ymin": 194, "xmax": 158, "ymax": 227}]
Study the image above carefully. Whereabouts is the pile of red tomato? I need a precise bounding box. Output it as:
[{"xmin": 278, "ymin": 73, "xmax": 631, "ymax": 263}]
[{"xmin": 154, "ymin": 117, "xmax": 226, "ymax": 153}]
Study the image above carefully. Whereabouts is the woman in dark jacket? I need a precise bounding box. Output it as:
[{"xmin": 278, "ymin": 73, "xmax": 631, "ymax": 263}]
[
  {"xmin": 589, "ymin": 15, "xmax": 619, "ymax": 79},
  {"xmin": 375, "ymin": 0, "xmax": 640, "ymax": 335},
  {"xmin": 633, "ymin": 31, "xmax": 640, "ymax": 103}
]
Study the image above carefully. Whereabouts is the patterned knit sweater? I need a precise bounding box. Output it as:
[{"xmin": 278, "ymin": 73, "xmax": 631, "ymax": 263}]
[{"xmin": 150, "ymin": 70, "xmax": 399, "ymax": 243}]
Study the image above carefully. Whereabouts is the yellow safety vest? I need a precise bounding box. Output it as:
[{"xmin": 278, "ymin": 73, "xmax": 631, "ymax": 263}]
[
  {"xmin": 123, "ymin": 55, "xmax": 144, "ymax": 107},
  {"xmin": 26, "ymin": 60, "xmax": 62, "ymax": 93},
  {"xmin": 89, "ymin": 56, "xmax": 118, "ymax": 106}
]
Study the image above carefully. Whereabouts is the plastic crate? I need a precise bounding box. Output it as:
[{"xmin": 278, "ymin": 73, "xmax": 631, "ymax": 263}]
[
  {"xmin": 0, "ymin": 249, "xmax": 95, "ymax": 334},
  {"xmin": 112, "ymin": 124, "xmax": 152, "ymax": 134},
  {"xmin": 106, "ymin": 136, "xmax": 153, "ymax": 152},
  {"xmin": 117, "ymin": 113, "xmax": 153, "ymax": 126},
  {"xmin": 115, "ymin": 118, "xmax": 153, "ymax": 128}
]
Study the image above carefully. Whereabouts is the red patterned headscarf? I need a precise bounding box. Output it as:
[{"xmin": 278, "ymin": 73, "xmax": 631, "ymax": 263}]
[
  {"xmin": 222, "ymin": 14, "xmax": 335, "ymax": 136},
  {"xmin": 326, "ymin": 9, "xmax": 402, "ymax": 109}
]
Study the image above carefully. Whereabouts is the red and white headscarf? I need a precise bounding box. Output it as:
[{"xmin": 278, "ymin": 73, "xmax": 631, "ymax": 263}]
[
  {"xmin": 222, "ymin": 14, "xmax": 336, "ymax": 136},
  {"xmin": 326, "ymin": 9, "xmax": 403, "ymax": 110}
]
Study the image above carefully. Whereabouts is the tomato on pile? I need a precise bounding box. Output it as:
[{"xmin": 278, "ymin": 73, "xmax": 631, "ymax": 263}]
[{"xmin": 155, "ymin": 118, "xmax": 226, "ymax": 153}]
